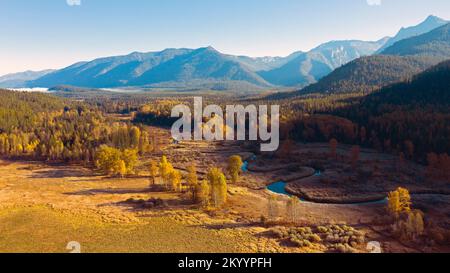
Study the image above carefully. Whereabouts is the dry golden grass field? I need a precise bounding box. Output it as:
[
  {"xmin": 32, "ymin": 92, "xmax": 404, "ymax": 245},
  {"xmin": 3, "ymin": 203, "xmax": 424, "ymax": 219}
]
[{"xmin": 0, "ymin": 137, "xmax": 448, "ymax": 253}]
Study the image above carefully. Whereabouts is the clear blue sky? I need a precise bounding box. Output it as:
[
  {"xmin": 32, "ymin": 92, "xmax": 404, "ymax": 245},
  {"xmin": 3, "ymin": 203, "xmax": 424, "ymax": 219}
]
[{"xmin": 1, "ymin": 0, "xmax": 450, "ymax": 75}]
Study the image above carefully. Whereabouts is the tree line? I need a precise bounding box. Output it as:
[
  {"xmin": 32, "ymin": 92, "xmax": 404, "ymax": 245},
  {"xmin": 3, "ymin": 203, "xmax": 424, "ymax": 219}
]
[{"xmin": 0, "ymin": 90, "xmax": 156, "ymax": 164}]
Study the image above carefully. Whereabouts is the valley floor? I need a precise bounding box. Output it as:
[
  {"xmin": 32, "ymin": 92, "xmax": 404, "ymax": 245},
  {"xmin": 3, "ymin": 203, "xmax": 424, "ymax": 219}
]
[{"xmin": 0, "ymin": 135, "xmax": 448, "ymax": 253}]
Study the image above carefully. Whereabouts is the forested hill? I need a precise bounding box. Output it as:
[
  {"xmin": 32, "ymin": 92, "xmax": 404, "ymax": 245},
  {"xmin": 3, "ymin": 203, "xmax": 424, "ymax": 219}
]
[
  {"xmin": 0, "ymin": 89, "xmax": 67, "ymax": 133},
  {"xmin": 381, "ymin": 23, "xmax": 450, "ymax": 59},
  {"xmin": 332, "ymin": 60, "xmax": 450, "ymax": 159},
  {"xmin": 0, "ymin": 89, "xmax": 152, "ymax": 166},
  {"xmin": 358, "ymin": 59, "xmax": 450, "ymax": 106},
  {"xmin": 271, "ymin": 23, "xmax": 450, "ymax": 98},
  {"xmin": 296, "ymin": 55, "xmax": 437, "ymax": 95},
  {"xmin": 280, "ymin": 60, "xmax": 450, "ymax": 162}
]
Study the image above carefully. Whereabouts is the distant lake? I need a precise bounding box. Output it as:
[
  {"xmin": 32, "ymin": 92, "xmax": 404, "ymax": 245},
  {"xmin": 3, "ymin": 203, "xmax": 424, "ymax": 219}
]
[
  {"xmin": 99, "ymin": 88, "xmax": 139, "ymax": 93},
  {"xmin": 7, "ymin": 88, "xmax": 49, "ymax": 93}
]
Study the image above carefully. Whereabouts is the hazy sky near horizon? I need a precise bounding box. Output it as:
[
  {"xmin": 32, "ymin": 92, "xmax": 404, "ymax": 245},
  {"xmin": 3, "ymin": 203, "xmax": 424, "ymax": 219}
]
[{"xmin": 1, "ymin": 0, "xmax": 450, "ymax": 75}]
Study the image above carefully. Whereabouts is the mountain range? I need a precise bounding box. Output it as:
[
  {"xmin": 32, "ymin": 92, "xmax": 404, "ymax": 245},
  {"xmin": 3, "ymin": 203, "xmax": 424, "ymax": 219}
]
[
  {"xmin": 1, "ymin": 15, "xmax": 447, "ymax": 91},
  {"xmin": 0, "ymin": 70, "xmax": 54, "ymax": 88},
  {"xmin": 258, "ymin": 39, "xmax": 388, "ymax": 87},
  {"xmin": 285, "ymin": 20, "xmax": 450, "ymax": 97},
  {"xmin": 29, "ymin": 42, "xmax": 384, "ymax": 90}
]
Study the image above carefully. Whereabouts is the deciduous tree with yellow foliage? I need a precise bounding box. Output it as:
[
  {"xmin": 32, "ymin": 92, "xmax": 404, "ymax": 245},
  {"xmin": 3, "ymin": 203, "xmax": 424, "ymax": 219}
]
[
  {"xmin": 118, "ymin": 160, "xmax": 127, "ymax": 178},
  {"xmin": 95, "ymin": 145, "xmax": 138, "ymax": 177},
  {"xmin": 207, "ymin": 168, "xmax": 227, "ymax": 208},
  {"xmin": 227, "ymin": 155, "xmax": 243, "ymax": 184},
  {"xmin": 196, "ymin": 180, "xmax": 210, "ymax": 207},
  {"xmin": 388, "ymin": 187, "xmax": 411, "ymax": 216},
  {"xmin": 286, "ymin": 196, "xmax": 300, "ymax": 223},
  {"xmin": 149, "ymin": 160, "xmax": 159, "ymax": 186},
  {"xmin": 159, "ymin": 156, "xmax": 174, "ymax": 190},
  {"xmin": 169, "ymin": 169, "xmax": 182, "ymax": 192},
  {"xmin": 186, "ymin": 164, "xmax": 198, "ymax": 202},
  {"xmin": 388, "ymin": 187, "xmax": 425, "ymax": 242}
]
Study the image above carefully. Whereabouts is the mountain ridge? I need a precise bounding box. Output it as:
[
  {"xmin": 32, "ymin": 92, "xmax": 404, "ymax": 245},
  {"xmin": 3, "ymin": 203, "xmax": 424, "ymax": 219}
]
[
  {"xmin": 381, "ymin": 23, "xmax": 450, "ymax": 59},
  {"xmin": 29, "ymin": 41, "xmax": 387, "ymax": 90},
  {"xmin": 295, "ymin": 55, "xmax": 440, "ymax": 95},
  {"xmin": 258, "ymin": 39, "xmax": 388, "ymax": 87},
  {"xmin": 0, "ymin": 69, "xmax": 55, "ymax": 88},
  {"xmin": 15, "ymin": 15, "xmax": 448, "ymax": 91},
  {"xmin": 377, "ymin": 15, "xmax": 448, "ymax": 53},
  {"xmin": 278, "ymin": 19, "xmax": 450, "ymax": 97},
  {"xmin": 360, "ymin": 59, "xmax": 450, "ymax": 106}
]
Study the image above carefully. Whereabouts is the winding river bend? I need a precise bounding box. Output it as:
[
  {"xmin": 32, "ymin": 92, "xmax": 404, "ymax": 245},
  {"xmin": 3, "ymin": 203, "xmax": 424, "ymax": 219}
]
[
  {"xmin": 242, "ymin": 159, "xmax": 388, "ymax": 206},
  {"xmin": 242, "ymin": 153, "xmax": 449, "ymax": 206},
  {"xmin": 267, "ymin": 180, "xmax": 388, "ymax": 206}
]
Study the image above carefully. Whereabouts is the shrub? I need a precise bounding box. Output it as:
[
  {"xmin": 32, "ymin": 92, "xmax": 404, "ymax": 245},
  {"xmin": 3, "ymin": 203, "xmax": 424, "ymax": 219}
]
[{"xmin": 270, "ymin": 224, "xmax": 365, "ymax": 252}]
